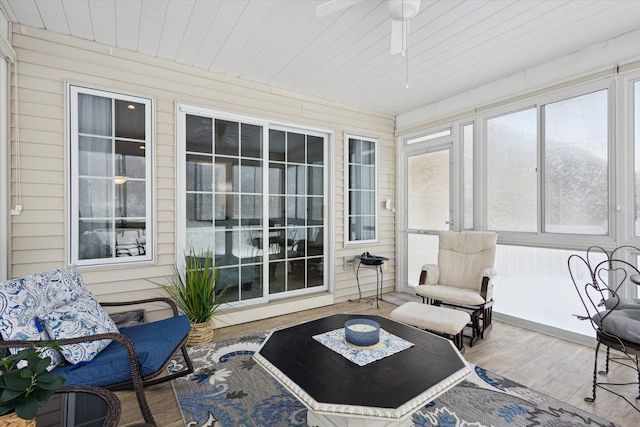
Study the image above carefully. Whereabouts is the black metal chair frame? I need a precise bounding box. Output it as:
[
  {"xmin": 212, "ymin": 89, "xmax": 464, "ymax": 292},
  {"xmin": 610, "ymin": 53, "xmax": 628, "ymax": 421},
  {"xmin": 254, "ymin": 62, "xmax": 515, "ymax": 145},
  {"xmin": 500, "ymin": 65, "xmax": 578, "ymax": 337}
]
[
  {"xmin": 568, "ymin": 245, "xmax": 640, "ymax": 413},
  {"xmin": 0, "ymin": 297, "xmax": 194, "ymax": 426}
]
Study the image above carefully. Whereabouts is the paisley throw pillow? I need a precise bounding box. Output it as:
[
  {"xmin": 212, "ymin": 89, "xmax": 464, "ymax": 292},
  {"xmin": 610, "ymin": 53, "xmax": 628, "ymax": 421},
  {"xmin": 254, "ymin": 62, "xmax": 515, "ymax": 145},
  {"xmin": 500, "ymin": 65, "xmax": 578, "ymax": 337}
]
[
  {"xmin": 40, "ymin": 292, "xmax": 119, "ymax": 364},
  {"xmin": 0, "ymin": 269, "xmax": 71, "ymax": 367}
]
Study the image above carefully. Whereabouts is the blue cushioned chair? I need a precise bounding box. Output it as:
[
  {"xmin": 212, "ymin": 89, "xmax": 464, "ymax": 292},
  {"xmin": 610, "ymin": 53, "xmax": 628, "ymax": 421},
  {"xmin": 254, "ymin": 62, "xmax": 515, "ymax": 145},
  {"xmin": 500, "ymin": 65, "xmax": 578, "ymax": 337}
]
[
  {"xmin": 55, "ymin": 312, "xmax": 190, "ymax": 387},
  {"xmin": 0, "ymin": 266, "xmax": 194, "ymax": 426}
]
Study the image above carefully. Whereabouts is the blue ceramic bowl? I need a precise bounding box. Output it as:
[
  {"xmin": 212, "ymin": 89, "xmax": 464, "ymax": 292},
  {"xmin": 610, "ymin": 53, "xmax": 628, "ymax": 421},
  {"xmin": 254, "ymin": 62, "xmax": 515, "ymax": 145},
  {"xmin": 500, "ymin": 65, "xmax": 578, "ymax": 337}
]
[{"xmin": 344, "ymin": 318, "xmax": 380, "ymax": 347}]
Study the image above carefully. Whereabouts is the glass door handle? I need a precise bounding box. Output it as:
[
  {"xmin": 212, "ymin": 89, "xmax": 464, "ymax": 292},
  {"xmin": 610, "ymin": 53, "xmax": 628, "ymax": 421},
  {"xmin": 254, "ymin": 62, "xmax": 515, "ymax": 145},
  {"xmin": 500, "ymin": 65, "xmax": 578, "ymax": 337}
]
[{"xmin": 445, "ymin": 220, "xmax": 453, "ymax": 225}]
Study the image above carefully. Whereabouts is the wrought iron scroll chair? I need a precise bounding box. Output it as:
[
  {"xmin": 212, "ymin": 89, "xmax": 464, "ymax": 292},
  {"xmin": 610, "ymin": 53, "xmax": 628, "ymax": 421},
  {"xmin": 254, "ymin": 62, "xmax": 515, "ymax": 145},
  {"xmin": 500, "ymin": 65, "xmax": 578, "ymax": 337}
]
[
  {"xmin": 568, "ymin": 246, "xmax": 640, "ymax": 412},
  {"xmin": 0, "ymin": 266, "xmax": 194, "ymax": 425},
  {"xmin": 414, "ymin": 230, "xmax": 498, "ymax": 346}
]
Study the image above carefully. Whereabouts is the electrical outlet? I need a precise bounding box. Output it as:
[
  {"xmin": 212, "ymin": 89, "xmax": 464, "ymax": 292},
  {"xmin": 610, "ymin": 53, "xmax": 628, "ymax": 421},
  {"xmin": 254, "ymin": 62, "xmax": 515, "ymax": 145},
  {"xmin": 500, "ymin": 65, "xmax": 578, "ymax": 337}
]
[{"xmin": 345, "ymin": 259, "xmax": 354, "ymax": 268}]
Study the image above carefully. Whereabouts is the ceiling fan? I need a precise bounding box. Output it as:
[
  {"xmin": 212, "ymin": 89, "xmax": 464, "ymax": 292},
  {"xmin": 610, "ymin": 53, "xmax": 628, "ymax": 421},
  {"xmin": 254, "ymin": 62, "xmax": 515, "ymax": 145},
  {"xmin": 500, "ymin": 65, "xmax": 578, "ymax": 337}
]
[{"xmin": 315, "ymin": 0, "xmax": 422, "ymax": 55}]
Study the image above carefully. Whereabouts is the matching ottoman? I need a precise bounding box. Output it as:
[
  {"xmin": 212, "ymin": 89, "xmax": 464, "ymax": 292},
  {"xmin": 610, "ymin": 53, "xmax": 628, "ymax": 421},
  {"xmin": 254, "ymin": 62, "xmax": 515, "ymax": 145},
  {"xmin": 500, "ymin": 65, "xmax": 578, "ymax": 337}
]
[{"xmin": 390, "ymin": 302, "xmax": 470, "ymax": 352}]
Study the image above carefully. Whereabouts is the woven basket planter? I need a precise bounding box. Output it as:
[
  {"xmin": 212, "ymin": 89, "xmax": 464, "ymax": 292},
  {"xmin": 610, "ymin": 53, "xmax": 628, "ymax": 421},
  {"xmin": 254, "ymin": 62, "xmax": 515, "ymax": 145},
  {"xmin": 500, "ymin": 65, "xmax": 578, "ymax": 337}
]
[
  {"xmin": 0, "ymin": 413, "xmax": 36, "ymax": 427},
  {"xmin": 188, "ymin": 320, "xmax": 214, "ymax": 346}
]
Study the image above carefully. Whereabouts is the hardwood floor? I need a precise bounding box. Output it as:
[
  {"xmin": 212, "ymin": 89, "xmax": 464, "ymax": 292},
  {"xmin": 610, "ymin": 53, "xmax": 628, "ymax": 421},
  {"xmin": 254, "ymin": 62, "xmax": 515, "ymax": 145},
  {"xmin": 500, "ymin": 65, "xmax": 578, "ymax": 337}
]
[{"xmin": 116, "ymin": 298, "xmax": 640, "ymax": 426}]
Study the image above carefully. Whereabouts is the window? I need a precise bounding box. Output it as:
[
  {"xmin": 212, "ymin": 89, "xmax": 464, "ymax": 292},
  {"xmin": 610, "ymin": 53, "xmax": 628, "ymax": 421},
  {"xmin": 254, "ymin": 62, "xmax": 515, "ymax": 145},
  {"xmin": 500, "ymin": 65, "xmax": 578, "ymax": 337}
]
[
  {"xmin": 179, "ymin": 105, "xmax": 327, "ymax": 304},
  {"xmin": 68, "ymin": 85, "xmax": 153, "ymax": 265},
  {"xmin": 543, "ymin": 90, "xmax": 608, "ymax": 234},
  {"xmin": 487, "ymin": 108, "xmax": 537, "ymax": 232},
  {"xmin": 346, "ymin": 134, "xmax": 378, "ymax": 244},
  {"xmin": 406, "ymin": 129, "xmax": 451, "ymax": 145},
  {"xmin": 486, "ymin": 89, "xmax": 609, "ymax": 235},
  {"xmin": 484, "ymin": 88, "xmax": 609, "ymax": 335},
  {"xmin": 494, "ymin": 245, "xmax": 600, "ymax": 336},
  {"xmin": 462, "ymin": 123, "xmax": 474, "ymax": 230}
]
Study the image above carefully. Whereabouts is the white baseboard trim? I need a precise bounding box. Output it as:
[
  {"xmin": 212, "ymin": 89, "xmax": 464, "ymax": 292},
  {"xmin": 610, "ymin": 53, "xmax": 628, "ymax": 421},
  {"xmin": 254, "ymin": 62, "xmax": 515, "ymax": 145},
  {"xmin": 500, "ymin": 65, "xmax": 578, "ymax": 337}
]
[{"xmin": 493, "ymin": 312, "xmax": 597, "ymax": 348}]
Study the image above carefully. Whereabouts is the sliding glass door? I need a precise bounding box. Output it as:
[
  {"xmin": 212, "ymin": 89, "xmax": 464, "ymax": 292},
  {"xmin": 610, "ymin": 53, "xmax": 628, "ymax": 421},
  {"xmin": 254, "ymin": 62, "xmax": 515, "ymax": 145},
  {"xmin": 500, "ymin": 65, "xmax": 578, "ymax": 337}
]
[{"xmin": 178, "ymin": 106, "xmax": 327, "ymax": 305}]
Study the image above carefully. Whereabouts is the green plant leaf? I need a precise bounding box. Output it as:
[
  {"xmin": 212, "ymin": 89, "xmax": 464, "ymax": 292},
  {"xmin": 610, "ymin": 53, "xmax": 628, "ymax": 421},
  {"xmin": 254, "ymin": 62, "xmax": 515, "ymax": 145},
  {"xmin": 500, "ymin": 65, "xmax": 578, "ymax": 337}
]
[
  {"xmin": 19, "ymin": 369, "xmax": 33, "ymax": 379},
  {"xmin": 15, "ymin": 395, "xmax": 39, "ymax": 420},
  {"xmin": 37, "ymin": 372, "xmax": 58, "ymax": 383},
  {"xmin": 0, "ymin": 386, "xmax": 24, "ymax": 402},
  {"xmin": 37, "ymin": 375, "xmax": 65, "ymax": 390},
  {"xmin": 14, "ymin": 348, "xmax": 35, "ymax": 360},
  {"xmin": 3, "ymin": 370, "xmax": 31, "ymax": 391},
  {"xmin": 33, "ymin": 357, "xmax": 50, "ymax": 374},
  {"xmin": 0, "ymin": 402, "xmax": 15, "ymax": 415}
]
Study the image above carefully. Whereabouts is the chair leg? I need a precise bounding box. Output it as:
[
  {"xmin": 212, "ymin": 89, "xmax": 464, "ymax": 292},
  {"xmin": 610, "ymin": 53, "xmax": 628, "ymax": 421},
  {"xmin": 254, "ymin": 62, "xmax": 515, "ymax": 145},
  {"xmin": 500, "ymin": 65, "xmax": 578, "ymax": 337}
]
[
  {"xmin": 481, "ymin": 306, "xmax": 493, "ymax": 338},
  {"xmin": 107, "ymin": 336, "xmax": 157, "ymax": 425},
  {"xmin": 586, "ymin": 341, "xmax": 602, "ymax": 403},
  {"xmin": 469, "ymin": 310, "xmax": 480, "ymax": 347},
  {"xmin": 132, "ymin": 382, "xmax": 155, "ymax": 425},
  {"xmin": 599, "ymin": 346, "xmax": 611, "ymax": 375},
  {"xmin": 452, "ymin": 331, "xmax": 465, "ymax": 354},
  {"xmin": 636, "ymin": 355, "xmax": 640, "ymax": 400}
]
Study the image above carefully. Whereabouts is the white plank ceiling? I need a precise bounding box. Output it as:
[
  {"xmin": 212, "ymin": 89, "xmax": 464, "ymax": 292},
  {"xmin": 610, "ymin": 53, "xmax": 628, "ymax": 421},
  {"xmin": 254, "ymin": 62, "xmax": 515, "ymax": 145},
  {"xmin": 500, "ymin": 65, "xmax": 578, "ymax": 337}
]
[{"xmin": 2, "ymin": 0, "xmax": 640, "ymax": 116}]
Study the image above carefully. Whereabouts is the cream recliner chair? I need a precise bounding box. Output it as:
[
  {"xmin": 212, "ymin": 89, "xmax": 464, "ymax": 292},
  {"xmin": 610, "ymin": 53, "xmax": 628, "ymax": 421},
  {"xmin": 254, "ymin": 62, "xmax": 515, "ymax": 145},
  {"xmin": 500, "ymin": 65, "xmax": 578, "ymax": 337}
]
[{"xmin": 415, "ymin": 230, "xmax": 498, "ymax": 346}]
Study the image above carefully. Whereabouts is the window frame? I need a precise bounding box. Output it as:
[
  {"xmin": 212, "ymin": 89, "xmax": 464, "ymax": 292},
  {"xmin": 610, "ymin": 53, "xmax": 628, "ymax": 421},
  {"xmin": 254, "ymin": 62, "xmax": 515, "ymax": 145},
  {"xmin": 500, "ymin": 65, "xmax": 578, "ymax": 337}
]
[
  {"xmin": 629, "ymin": 73, "xmax": 640, "ymax": 240},
  {"xmin": 67, "ymin": 83, "xmax": 154, "ymax": 266},
  {"xmin": 478, "ymin": 80, "xmax": 615, "ymax": 248},
  {"xmin": 461, "ymin": 121, "xmax": 475, "ymax": 231},
  {"xmin": 484, "ymin": 105, "xmax": 539, "ymax": 234},
  {"xmin": 344, "ymin": 133, "xmax": 379, "ymax": 246}
]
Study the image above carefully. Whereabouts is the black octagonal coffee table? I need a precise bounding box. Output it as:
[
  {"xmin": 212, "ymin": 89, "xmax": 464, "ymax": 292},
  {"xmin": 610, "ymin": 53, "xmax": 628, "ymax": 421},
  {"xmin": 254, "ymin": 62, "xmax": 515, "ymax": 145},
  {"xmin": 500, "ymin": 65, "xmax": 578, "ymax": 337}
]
[{"xmin": 254, "ymin": 313, "xmax": 470, "ymax": 426}]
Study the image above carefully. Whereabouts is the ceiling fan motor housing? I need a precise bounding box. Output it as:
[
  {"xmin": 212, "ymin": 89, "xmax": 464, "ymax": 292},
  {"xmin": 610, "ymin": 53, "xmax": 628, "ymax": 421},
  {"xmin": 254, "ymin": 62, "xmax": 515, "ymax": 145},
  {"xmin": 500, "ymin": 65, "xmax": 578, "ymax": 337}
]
[{"xmin": 388, "ymin": 0, "xmax": 421, "ymax": 21}]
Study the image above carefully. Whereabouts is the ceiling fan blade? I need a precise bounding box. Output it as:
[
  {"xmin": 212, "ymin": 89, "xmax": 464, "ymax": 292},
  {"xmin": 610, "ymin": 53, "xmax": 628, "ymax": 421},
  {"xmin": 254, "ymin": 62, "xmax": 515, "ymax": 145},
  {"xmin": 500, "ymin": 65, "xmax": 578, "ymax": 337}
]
[
  {"xmin": 315, "ymin": 0, "xmax": 363, "ymax": 18},
  {"xmin": 390, "ymin": 20, "xmax": 408, "ymax": 55}
]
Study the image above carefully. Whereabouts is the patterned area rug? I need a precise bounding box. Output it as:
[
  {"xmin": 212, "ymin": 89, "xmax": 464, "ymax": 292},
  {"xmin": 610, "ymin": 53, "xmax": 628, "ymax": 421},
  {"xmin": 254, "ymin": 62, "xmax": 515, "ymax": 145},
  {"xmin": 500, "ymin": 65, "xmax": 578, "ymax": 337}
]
[{"xmin": 171, "ymin": 332, "xmax": 619, "ymax": 427}]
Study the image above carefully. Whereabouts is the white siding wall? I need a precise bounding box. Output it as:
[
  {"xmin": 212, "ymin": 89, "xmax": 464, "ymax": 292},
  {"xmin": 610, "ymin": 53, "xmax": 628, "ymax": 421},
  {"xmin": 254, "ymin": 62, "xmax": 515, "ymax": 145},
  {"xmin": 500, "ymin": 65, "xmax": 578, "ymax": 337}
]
[{"xmin": 8, "ymin": 26, "xmax": 395, "ymax": 323}]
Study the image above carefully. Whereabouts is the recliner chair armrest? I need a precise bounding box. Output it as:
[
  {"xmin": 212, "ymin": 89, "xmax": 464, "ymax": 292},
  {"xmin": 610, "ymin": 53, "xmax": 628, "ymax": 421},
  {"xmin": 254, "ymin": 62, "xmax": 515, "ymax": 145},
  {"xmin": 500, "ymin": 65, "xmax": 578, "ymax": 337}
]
[
  {"xmin": 419, "ymin": 264, "xmax": 440, "ymax": 285},
  {"xmin": 480, "ymin": 268, "xmax": 497, "ymax": 302},
  {"xmin": 481, "ymin": 267, "xmax": 497, "ymax": 280}
]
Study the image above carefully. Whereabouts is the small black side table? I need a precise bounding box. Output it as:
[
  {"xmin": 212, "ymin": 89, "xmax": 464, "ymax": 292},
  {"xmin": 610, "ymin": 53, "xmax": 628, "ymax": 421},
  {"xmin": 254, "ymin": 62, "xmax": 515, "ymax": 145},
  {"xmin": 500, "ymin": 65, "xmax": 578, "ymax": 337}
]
[
  {"xmin": 37, "ymin": 386, "xmax": 121, "ymax": 427},
  {"xmin": 354, "ymin": 254, "xmax": 389, "ymax": 308}
]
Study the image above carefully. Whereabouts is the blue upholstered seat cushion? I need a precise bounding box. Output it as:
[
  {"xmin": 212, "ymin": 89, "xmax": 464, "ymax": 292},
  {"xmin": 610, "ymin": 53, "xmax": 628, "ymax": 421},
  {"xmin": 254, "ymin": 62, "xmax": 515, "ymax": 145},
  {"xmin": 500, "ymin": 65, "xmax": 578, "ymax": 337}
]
[
  {"xmin": 53, "ymin": 314, "xmax": 191, "ymax": 387},
  {"xmin": 40, "ymin": 292, "xmax": 119, "ymax": 364}
]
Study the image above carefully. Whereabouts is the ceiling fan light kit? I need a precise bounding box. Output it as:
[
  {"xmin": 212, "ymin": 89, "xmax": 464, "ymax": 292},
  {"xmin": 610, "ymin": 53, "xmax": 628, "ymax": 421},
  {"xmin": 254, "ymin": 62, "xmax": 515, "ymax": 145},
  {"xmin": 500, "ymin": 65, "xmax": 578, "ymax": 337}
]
[
  {"xmin": 315, "ymin": 0, "xmax": 421, "ymax": 87},
  {"xmin": 388, "ymin": 0, "xmax": 421, "ymax": 21},
  {"xmin": 315, "ymin": 0, "xmax": 421, "ymax": 54}
]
